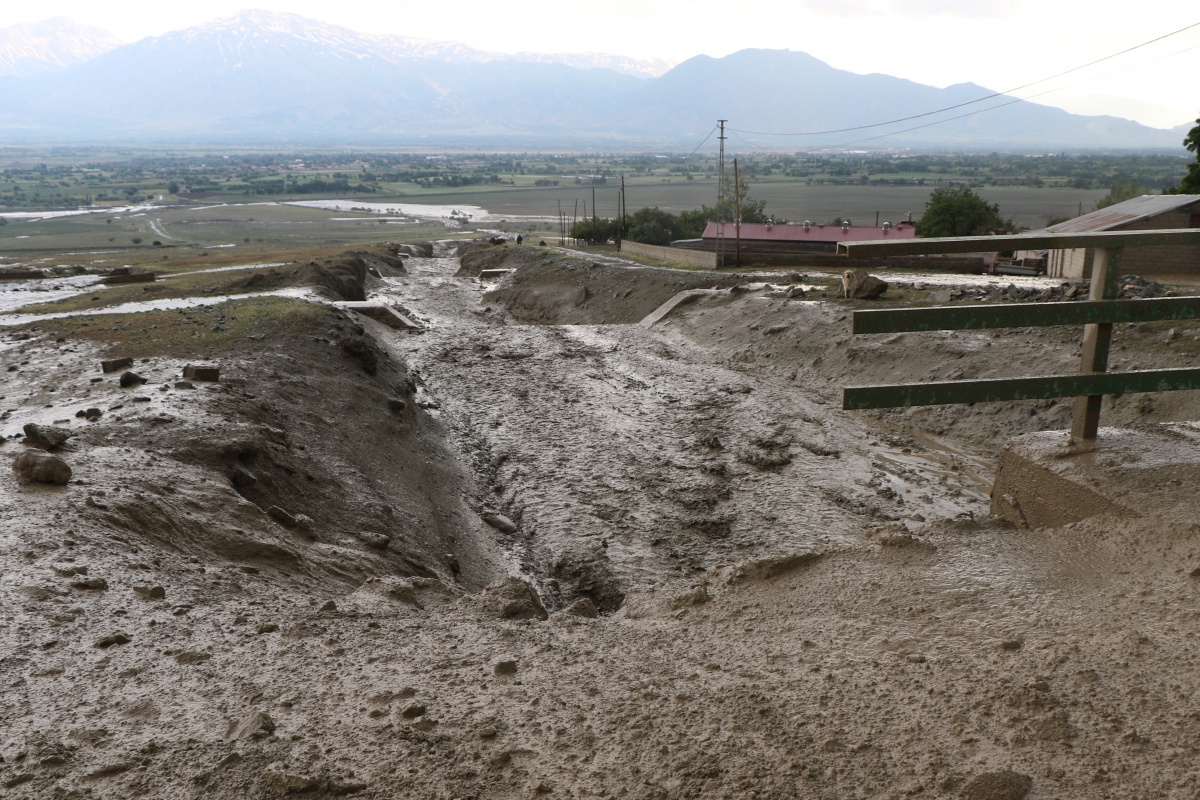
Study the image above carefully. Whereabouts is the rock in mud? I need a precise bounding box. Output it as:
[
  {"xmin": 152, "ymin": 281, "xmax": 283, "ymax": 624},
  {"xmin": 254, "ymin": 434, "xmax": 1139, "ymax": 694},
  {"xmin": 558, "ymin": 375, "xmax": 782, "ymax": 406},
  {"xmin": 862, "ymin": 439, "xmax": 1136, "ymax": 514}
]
[
  {"xmin": 13, "ymin": 450, "xmax": 72, "ymax": 484},
  {"xmin": 22, "ymin": 423, "xmax": 73, "ymax": 450},
  {"xmin": 95, "ymin": 632, "xmax": 129, "ymax": 648},
  {"xmin": 494, "ymin": 659, "xmax": 518, "ymax": 676},
  {"xmin": 400, "ymin": 703, "xmax": 427, "ymax": 719},
  {"xmin": 958, "ymin": 770, "xmax": 1032, "ymax": 800},
  {"xmin": 183, "ymin": 364, "xmax": 220, "ymax": 382},
  {"xmin": 268, "ymin": 506, "xmax": 297, "ymax": 527},
  {"xmin": 340, "ymin": 338, "xmax": 379, "ymax": 375},
  {"xmin": 562, "ymin": 597, "xmax": 599, "ymax": 618},
  {"xmin": 482, "ymin": 512, "xmax": 518, "ymax": 533},
  {"xmin": 358, "ymin": 531, "xmax": 391, "ymax": 549},
  {"xmin": 263, "ymin": 764, "xmax": 324, "ymax": 792},
  {"xmin": 481, "ymin": 577, "xmax": 548, "ymax": 620},
  {"xmin": 727, "ymin": 552, "xmax": 822, "ymax": 584},
  {"xmin": 227, "ymin": 711, "xmax": 275, "ymax": 741},
  {"xmin": 1027, "ymin": 709, "xmax": 1076, "ymax": 741},
  {"xmin": 119, "ymin": 371, "xmax": 147, "ymax": 388},
  {"xmin": 133, "ymin": 585, "xmax": 166, "ymax": 599},
  {"xmin": 72, "ymin": 576, "xmax": 109, "ymax": 590},
  {"xmin": 101, "ymin": 357, "xmax": 133, "ymax": 373},
  {"xmin": 842, "ymin": 269, "xmax": 888, "ymax": 299}
]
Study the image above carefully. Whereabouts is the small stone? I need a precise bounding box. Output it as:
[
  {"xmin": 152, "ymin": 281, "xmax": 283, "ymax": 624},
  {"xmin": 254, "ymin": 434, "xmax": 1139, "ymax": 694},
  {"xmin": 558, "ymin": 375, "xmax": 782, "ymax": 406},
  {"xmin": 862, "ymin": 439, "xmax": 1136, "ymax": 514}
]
[
  {"xmin": 400, "ymin": 703, "xmax": 427, "ymax": 719},
  {"xmin": 101, "ymin": 357, "xmax": 133, "ymax": 373},
  {"xmin": 226, "ymin": 711, "xmax": 275, "ymax": 740},
  {"xmin": 482, "ymin": 512, "xmax": 518, "ymax": 533},
  {"xmin": 1000, "ymin": 639, "xmax": 1023, "ymax": 651},
  {"xmin": 387, "ymin": 397, "xmax": 406, "ymax": 412},
  {"xmin": 183, "ymin": 364, "xmax": 220, "ymax": 382},
  {"xmin": 293, "ymin": 514, "xmax": 314, "ymax": 532},
  {"xmin": 95, "ymin": 632, "xmax": 130, "ymax": 648},
  {"xmin": 85, "ymin": 408, "xmax": 103, "ymax": 420},
  {"xmin": 176, "ymin": 651, "xmax": 212, "ymax": 665},
  {"xmin": 22, "ymin": 423, "xmax": 73, "ymax": 450},
  {"xmin": 257, "ymin": 623, "xmax": 279, "ymax": 634},
  {"xmin": 763, "ymin": 323, "xmax": 790, "ymax": 335},
  {"xmin": 411, "ymin": 718, "xmax": 436, "ymax": 732},
  {"xmin": 320, "ymin": 600, "xmax": 337, "ymax": 612},
  {"xmin": 13, "ymin": 450, "xmax": 72, "ymax": 484},
  {"xmin": 906, "ymin": 653, "xmax": 926, "ymax": 664},
  {"xmin": 119, "ymin": 371, "xmax": 146, "ymax": 388},
  {"xmin": 133, "ymin": 585, "xmax": 166, "ymax": 599},
  {"xmin": 481, "ymin": 577, "xmax": 548, "ymax": 621},
  {"xmin": 493, "ymin": 659, "xmax": 518, "ymax": 676},
  {"xmin": 72, "ymin": 576, "xmax": 108, "ymax": 591},
  {"xmin": 174, "ymin": 380, "xmax": 195, "ymax": 389},
  {"xmin": 358, "ymin": 531, "xmax": 391, "ymax": 549},
  {"xmin": 267, "ymin": 506, "xmax": 296, "ymax": 527},
  {"xmin": 958, "ymin": 770, "xmax": 1032, "ymax": 800},
  {"xmin": 563, "ymin": 597, "xmax": 598, "ymax": 618}
]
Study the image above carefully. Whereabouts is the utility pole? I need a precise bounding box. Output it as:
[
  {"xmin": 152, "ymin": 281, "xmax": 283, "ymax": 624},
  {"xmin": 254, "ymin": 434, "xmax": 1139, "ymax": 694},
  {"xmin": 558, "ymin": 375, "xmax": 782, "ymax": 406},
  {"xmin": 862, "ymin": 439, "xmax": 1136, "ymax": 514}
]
[
  {"xmin": 573, "ymin": 200, "xmax": 578, "ymax": 245},
  {"xmin": 733, "ymin": 157, "xmax": 741, "ymax": 269},
  {"xmin": 716, "ymin": 119, "xmax": 727, "ymax": 269},
  {"xmin": 592, "ymin": 185, "xmax": 597, "ymax": 246},
  {"xmin": 558, "ymin": 200, "xmax": 563, "ymax": 246},
  {"xmin": 619, "ymin": 174, "xmax": 626, "ymax": 249}
]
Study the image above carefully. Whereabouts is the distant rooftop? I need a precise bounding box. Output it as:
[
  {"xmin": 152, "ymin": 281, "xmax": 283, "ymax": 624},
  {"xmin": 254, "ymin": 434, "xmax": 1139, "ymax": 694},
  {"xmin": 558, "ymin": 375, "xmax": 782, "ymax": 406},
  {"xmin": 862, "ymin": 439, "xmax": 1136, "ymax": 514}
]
[
  {"xmin": 1046, "ymin": 194, "xmax": 1200, "ymax": 234},
  {"xmin": 701, "ymin": 221, "xmax": 916, "ymax": 243}
]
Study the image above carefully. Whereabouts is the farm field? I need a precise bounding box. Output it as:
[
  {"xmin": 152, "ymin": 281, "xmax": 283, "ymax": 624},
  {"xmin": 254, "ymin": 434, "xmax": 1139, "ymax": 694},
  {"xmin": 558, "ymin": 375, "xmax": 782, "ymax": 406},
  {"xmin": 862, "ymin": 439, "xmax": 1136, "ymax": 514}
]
[{"xmin": 416, "ymin": 181, "xmax": 1111, "ymax": 230}]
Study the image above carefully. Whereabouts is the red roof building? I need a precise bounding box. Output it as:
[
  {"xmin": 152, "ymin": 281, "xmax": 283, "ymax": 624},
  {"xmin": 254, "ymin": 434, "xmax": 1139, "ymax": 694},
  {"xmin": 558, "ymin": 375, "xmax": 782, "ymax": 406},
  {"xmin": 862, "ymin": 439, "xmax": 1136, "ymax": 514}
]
[{"xmin": 698, "ymin": 220, "xmax": 916, "ymax": 255}]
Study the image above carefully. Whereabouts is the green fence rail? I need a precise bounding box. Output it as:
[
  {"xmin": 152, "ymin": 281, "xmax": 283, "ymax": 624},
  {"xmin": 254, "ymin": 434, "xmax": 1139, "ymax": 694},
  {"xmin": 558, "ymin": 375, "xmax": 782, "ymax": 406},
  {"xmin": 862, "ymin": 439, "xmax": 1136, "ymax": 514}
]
[{"xmin": 837, "ymin": 230, "xmax": 1200, "ymax": 445}]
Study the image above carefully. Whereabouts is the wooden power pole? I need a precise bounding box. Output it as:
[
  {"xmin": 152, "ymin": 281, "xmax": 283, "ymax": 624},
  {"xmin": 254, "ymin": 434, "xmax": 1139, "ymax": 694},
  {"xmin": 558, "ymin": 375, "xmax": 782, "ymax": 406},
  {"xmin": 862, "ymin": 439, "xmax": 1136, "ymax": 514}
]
[{"xmin": 734, "ymin": 158, "xmax": 741, "ymax": 269}]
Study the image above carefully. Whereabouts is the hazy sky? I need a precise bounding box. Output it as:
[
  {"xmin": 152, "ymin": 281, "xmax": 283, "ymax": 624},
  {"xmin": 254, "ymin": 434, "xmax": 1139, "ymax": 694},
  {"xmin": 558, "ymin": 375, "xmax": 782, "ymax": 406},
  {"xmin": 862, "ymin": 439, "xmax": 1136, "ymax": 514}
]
[{"xmin": 12, "ymin": 1, "xmax": 1200, "ymax": 129}]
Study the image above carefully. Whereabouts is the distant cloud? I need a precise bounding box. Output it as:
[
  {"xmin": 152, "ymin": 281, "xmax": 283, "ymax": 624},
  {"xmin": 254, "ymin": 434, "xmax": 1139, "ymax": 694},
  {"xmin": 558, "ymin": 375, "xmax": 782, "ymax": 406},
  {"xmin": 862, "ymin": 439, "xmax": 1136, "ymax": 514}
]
[{"xmin": 799, "ymin": 0, "xmax": 1016, "ymax": 17}]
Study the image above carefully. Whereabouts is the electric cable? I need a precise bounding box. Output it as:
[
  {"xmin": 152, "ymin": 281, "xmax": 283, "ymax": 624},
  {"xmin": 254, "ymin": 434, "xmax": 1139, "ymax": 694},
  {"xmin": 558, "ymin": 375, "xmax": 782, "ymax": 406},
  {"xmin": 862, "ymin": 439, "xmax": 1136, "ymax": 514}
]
[{"xmin": 728, "ymin": 20, "xmax": 1200, "ymax": 138}]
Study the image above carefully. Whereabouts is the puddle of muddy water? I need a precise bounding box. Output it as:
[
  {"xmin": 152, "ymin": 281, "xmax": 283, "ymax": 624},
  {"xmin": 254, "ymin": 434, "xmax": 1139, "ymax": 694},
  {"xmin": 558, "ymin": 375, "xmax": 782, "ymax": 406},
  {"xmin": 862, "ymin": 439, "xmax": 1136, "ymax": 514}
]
[
  {"xmin": 0, "ymin": 274, "xmax": 105, "ymax": 314},
  {"xmin": 0, "ymin": 287, "xmax": 319, "ymax": 325}
]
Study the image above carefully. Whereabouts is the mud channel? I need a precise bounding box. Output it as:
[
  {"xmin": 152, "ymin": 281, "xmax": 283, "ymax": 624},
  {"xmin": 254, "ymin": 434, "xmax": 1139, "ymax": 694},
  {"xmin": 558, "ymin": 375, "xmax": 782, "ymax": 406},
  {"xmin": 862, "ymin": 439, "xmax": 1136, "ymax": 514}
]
[{"xmin": 3, "ymin": 243, "xmax": 1200, "ymax": 800}]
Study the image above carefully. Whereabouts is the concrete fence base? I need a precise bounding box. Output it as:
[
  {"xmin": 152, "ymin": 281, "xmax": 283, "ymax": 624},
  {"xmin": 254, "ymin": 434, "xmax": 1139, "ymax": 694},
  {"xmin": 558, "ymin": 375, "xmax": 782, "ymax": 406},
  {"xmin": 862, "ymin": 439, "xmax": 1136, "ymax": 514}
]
[{"xmin": 619, "ymin": 241, "xmax": 717, "ymax": 269}]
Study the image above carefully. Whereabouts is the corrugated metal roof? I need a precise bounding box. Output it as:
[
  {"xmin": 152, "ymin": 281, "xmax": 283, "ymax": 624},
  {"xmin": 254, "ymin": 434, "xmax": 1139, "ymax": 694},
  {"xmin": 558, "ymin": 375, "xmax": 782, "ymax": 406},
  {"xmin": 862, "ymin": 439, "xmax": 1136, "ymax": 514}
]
[
  {"xmin": 1045, "ymin": 194, "xmax": 1200, "ymax": 234},
  {"xmin": 701, "ymin": 221, "xmax": 916, "ymax": 243}
]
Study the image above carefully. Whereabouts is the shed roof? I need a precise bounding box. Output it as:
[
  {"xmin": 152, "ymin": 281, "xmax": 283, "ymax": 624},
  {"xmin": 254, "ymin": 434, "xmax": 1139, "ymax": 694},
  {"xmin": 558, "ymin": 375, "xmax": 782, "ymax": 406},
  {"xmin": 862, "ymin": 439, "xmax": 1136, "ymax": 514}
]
[
  {"xmin": 701, "ymin": 221, "xmax": 916, "ymax": 243},
  {"xmin": 1045, "ymin": 194, "xmax": 1200, "ymax": 234}
]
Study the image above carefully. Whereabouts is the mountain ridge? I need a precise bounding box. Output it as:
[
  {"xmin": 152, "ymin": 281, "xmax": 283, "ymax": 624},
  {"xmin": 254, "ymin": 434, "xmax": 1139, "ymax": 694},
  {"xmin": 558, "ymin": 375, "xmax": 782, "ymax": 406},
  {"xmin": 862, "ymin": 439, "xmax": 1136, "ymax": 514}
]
[
  {"xmin": 0, "ymin": 17, "xmax": 122, "ymax": 77},
  {"xmin": 0, "ymin": 12, "xmax": 1188, "ymax": 149}
]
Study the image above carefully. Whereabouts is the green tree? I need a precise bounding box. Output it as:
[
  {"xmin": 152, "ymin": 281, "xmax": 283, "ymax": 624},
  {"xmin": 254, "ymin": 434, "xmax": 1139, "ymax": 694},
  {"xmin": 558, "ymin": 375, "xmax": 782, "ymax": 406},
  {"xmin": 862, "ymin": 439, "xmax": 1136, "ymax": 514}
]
[
  {"xmin": 167, "ymin": 181, "xmax": 180, "ymax": 194},
  {"xmin": 1095, "ymin": 176, "xmax": 1149, "ymax": 209},
  {"xmin": 1165, "ymin": 115, "xmax": 1200, "ymax": 194},
  {"xmin": 915, "ymin": 186, "xmax": 1014, "ymax": 238}
]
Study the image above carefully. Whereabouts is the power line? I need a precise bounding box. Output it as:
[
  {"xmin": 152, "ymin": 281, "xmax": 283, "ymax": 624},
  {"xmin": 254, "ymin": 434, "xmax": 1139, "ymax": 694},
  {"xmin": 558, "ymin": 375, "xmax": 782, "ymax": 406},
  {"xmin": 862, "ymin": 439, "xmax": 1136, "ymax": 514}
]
[
  {"xmin": 684, "ymin": 125, "xmax": 719, "ymax": 158},
  {"xmin": 729, "ymin": 20, "xmax": 1200, "ymax": 138},
  {"xmin": 813, "ymin": 40, "xmax": 1200, "ymax": 151}
]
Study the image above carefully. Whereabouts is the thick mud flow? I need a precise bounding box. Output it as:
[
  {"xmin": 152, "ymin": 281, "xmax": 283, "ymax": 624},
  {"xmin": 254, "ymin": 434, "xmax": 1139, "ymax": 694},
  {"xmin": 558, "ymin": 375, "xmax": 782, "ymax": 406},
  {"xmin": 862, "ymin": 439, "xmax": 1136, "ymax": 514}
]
[{"xmin": 4, "ymin": 244, "xmax": 1200, "ymax": 800}]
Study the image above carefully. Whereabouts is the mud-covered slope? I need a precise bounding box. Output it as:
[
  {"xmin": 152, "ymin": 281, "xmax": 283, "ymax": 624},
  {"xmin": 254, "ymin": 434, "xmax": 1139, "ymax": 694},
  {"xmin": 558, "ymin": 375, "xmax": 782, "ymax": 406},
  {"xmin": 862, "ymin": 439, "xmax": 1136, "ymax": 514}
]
[{"xmin": 477, "ymin": 247, "xmax": 754, "ymax": 324}]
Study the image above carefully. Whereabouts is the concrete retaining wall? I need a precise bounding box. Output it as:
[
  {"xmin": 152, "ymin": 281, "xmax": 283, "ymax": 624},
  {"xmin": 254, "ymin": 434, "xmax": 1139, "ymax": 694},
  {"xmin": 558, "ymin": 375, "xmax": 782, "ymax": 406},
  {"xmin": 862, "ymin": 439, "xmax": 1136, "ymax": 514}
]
[{"xmin": 620, "ymin": 241, "xmax": 717, "ymax": 269}]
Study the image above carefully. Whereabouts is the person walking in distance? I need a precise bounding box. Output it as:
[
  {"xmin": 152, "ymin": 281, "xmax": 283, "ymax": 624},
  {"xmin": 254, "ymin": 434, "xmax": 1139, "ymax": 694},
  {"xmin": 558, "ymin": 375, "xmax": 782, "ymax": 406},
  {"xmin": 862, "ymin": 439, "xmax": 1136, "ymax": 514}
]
[{"xmin": 516, "ymin": 234, "xmax": 523, "ymax": 246}]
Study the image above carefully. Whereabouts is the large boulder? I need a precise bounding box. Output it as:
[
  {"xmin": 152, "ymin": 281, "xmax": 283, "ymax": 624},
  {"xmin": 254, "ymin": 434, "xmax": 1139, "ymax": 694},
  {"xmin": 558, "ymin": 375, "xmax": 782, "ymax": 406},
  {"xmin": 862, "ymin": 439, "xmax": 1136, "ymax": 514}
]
[
  {"xmin": 842, "ymin": 269, "xmax": 888, "ymax": 299},
  {"xmin": 13, "ymin": 450, "xmax": 72, "ymax": 484}
]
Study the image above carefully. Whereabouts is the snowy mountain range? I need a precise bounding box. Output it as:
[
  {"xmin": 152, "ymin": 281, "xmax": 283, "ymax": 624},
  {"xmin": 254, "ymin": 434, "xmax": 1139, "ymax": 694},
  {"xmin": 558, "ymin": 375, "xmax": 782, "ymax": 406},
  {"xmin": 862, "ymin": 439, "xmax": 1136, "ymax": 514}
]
[
  {"xmin": 0, "ymin": 12, "xmax": 1188, "ymax": 149},
  {"xmin": 0, "ymin": 18, "xmax": 121, "ymax": 77}
]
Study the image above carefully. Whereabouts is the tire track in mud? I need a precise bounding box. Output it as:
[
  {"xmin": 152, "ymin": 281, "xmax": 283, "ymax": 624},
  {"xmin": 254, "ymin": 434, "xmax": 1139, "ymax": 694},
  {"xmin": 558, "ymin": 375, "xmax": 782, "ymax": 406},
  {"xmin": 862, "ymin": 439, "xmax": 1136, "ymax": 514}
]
[{"xmin": 378, "ymin": 254, "xmax": 990, "ymax": 608}]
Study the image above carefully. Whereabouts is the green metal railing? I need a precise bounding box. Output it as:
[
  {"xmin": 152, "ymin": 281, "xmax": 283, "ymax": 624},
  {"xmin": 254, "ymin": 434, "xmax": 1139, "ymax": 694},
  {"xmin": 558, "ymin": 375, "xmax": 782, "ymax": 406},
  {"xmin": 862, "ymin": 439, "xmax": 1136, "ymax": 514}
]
[{"xmin": 836, "ymin": 229, "xmax": 1200, "ymax": 445}]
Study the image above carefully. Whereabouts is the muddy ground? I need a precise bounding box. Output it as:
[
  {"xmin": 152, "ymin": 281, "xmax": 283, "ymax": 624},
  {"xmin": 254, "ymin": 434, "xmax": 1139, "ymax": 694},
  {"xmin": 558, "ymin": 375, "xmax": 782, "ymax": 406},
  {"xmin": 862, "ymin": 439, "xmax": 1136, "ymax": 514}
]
[{"xmin": 3, "ymin": 244, "xmax": 1200, "ymax": 800}]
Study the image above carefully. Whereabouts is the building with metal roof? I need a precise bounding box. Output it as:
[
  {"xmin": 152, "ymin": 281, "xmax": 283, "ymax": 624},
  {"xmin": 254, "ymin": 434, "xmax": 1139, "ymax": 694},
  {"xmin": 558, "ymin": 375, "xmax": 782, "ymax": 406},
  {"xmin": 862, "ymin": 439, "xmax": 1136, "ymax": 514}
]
[{"xmin": 1035, "ymin": 195, "xmax": 1200, "ymax": 278}]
